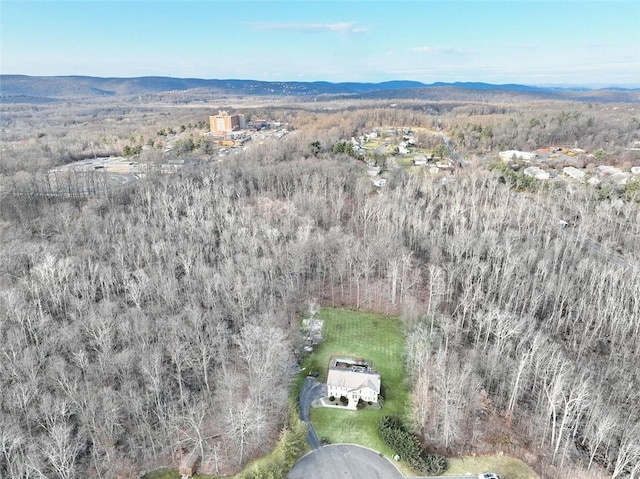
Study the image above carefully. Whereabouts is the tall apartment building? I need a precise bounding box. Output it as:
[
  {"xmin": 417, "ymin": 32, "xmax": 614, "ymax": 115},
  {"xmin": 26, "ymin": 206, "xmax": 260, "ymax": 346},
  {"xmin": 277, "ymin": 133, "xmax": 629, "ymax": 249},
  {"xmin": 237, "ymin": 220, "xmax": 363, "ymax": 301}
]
[{"xmin": 209, "ymin": 111, "xmax": 245, "ymax": 135}]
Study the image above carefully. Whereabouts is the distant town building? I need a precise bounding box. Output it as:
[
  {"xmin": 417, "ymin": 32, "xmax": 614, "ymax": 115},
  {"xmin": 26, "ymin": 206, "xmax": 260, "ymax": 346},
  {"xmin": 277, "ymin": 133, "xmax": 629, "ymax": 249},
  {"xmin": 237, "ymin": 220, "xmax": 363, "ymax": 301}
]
[
  {"xmin": 435, "ymin": 159, "xmax": 455, "ymax": 169},
  {"xmin": 597, "ymin": 166, "xmax": 630, "ymax": 185},
  {"xmin": 365, "ymin": 131, "xmax": 378, "ymax": 140},
  {"xmin": 367, "ymin": 165, "xmax": 381, "ymax": 176},
  {"xmin": 499, "ymin": 150, "xmax": 538, "ymax": 162},
  {"xmin": 247, "ymin": 118, "xmax": 268, "ymax": 130},
  {"xmin": 209, "ymin": 111, "xmax": 245, "ymax": 136},
  {"xmin": 413, "ymin": 155, "xmax": 429, "ymax": 166},
  {"xmin": 563, "ymin": 166, "xmax": 587, "ymax": 181},
  {"xmin": 523, "ymin": 166, "xmax": 550, "ymax": 180}
]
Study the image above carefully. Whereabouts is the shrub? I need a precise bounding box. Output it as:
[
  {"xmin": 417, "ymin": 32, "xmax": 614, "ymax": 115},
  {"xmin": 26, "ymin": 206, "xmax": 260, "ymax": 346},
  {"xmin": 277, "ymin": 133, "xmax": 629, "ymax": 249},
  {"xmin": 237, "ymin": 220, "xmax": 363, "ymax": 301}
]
[
  {"xmin": 339, "ymin": 396, "xmax": 349, "ymax": 406},
  {"xmin": 625, "ymin": 176, "xmax": 640, "ymax": 203},
  {"xmin": 122, "ymin": 145, "xmax": 142, "ymax": 157},
  {"xmin": 236, "ymin": 412, "xmax": 307, "ymax": 479},
  {"xmin": 423, "ymin": 453, "xmax": 448, "ymax": 475},
  {"xmin": 378, "ymin": 416, "xmax": 447, "ymax": 475},
  {"xmin": 173, "ymin": 138, "xmax": 195, "ymax": 155}
]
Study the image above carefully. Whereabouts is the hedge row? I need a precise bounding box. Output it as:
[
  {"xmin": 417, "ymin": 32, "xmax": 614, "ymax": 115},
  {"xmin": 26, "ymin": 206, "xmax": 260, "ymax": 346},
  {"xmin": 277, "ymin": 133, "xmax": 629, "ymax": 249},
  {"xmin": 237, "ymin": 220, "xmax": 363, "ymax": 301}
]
[{"xmin": 378, "ymin": 416, "xmax": 447, "ymax": 475}]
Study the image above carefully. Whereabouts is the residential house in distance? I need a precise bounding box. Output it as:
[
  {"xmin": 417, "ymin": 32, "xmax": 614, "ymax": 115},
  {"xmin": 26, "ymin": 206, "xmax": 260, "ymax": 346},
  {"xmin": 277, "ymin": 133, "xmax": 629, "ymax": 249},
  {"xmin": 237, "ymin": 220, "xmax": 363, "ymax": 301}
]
[
  {"xmin": 326, "ymin": 358, "xmax": 381, "ymax": 409},
  {"xmin": 523, "ymin": 166, "xmax": 551, "ymax": 180},
  {"xmin": 366, "ymin": 164, "xmax": 381, "ymax": 176},
  {"xmin": 413, "ymin": 155, "xmax": 429, "ymax": 166},
  {"xmin": 499, "ymin": 150, "xmax": 538, "ymax": 162},
  {"xmin": 563, "ymin": 166, "xmax": 587, "ymax": 181},
  {"xmin": 365, "ymin": 130, "xmax": 379, "ymax": 140}
]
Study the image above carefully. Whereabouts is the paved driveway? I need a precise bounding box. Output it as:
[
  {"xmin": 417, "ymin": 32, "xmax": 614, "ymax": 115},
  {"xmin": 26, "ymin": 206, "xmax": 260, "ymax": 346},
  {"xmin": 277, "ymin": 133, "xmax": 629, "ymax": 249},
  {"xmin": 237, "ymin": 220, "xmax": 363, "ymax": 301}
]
[{"xmin": 299, "ymin": 377, "xmax": 326, "ymax": 449}]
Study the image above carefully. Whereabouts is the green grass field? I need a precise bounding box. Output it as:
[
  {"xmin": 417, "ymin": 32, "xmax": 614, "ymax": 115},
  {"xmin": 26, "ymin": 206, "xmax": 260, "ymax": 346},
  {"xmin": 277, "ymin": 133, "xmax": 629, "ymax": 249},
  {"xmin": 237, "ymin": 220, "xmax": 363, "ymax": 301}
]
[
  {"xmin": 304, "ymin": 308, "xmax": 410, "ymax": 460},
  {"xmin": 396, "ymin": 156, "xmax": 416, "ymax": 169}
]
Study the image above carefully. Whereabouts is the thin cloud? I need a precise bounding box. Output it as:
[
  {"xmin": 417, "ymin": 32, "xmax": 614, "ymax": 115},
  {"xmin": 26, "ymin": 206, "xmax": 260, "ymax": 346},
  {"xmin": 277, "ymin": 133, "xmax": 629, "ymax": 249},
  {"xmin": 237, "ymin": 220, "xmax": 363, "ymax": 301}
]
[
  {"xmin": 409, "ymin": 46, "xmax": 475, "ymax": 55},
  {"xmin": 585, "ymin": 43, "xmax": 614, "ymax": 49},
  {"xmin": 511, "ymin": 44, "xmax": 539, "ymax": 50},
  {"xmin": 248, "ymin": 22, "xmax": 367, "ymax": 34}
]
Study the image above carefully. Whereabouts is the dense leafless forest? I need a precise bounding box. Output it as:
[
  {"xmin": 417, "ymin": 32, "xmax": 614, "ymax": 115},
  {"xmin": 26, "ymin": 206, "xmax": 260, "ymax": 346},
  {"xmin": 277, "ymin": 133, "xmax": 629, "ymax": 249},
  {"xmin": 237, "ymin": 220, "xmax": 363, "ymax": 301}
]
[{"xmin": 1, "ymin": 94, "xmax": 639, "ymax": 479}]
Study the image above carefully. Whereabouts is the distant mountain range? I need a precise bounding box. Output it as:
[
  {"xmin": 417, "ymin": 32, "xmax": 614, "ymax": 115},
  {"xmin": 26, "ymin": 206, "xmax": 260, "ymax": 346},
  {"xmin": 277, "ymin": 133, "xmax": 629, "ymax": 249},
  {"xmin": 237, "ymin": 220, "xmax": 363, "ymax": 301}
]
[{"xmin": 1, "ymin": 75, "xmax": 638, "ymax": 103}]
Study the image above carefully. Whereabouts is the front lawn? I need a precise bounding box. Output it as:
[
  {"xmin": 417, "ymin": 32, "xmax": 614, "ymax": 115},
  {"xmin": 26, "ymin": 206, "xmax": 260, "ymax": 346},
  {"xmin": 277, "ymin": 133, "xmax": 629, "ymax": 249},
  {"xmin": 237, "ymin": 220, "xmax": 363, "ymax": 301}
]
[{"xmin": 304, "ymin": 308, "xmax": 409, "ymax": 460}]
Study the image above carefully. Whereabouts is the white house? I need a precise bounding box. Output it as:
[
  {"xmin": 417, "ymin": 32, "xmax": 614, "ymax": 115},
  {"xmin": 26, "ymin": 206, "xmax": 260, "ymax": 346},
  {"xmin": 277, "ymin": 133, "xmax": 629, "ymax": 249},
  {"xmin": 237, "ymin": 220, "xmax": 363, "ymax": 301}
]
[
  {"xmin": 398, "ymin": 142, "xmax": 410, "ymax": 155},
  {"xmin": 365, "ymin": 131, "xmax": 379, "ymax": 140},
  {"xmin": 523, "ymin": 166, "xmax": 550, "ymax": 180},
  {"xmin": 413, "ymin": 155, "xmax": 429, "ymax": 166},
  {"xmin": 367, "ymin": 165, "xmax": 382, "ymax": 176},
  {"xmin": 499, "ymin": 150, "xmax": 538, "ymax": 162},
  {"xmin": 326, "ymin": 359, "xmax": 381, "ymax": 409},
  {"xmin": 563, "ymin": 166, "xmax": 587, "ymax": 181}
]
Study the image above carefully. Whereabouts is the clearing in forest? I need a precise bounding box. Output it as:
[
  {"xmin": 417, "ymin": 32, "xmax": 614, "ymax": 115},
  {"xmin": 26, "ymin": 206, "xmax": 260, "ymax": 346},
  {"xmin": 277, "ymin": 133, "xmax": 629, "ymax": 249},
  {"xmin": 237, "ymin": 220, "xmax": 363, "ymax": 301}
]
[{"xmin": 303, "ymin": 308, "xmax": 409, "ymax": 457}]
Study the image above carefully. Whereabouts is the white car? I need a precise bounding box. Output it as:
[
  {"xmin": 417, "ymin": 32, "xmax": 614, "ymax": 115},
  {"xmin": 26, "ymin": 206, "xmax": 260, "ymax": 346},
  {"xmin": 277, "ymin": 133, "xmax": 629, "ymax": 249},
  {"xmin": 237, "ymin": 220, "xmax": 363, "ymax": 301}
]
[{"xmin": 478, "ymin": 474, "xmax": 500, "ymax": 479}]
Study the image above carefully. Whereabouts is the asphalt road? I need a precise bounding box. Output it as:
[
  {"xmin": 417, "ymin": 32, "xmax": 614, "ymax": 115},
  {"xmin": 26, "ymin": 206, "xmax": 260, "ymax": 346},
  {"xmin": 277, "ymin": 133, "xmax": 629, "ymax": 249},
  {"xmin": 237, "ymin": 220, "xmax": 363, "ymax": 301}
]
[
  {"xmin": 287, "ymin": 444, "xmax": 404, "ymax": 479},
  {"xmin": 287, "ymin": 444, "xmax": 474, "ymax": 479}
]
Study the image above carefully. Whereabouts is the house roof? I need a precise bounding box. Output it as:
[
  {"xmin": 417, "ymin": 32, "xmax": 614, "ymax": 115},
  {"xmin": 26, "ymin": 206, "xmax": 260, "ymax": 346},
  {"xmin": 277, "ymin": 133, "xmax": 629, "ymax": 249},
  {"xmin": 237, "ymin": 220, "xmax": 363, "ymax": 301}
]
[{"xmin": 327, "ymin": 368, "xmax": 381, "ymax": 394}]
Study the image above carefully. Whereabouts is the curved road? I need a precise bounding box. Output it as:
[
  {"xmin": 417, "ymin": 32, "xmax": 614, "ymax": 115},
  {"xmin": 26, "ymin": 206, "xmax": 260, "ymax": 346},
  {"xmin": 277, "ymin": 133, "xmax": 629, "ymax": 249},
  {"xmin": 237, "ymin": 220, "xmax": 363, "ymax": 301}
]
[
  {"xmin": 288, "ymin": 444, "xmax": 473, "ymax": 479},
  {"xmin": 288, "ymin": 444, "xmax": 403, "ymax": 479}
]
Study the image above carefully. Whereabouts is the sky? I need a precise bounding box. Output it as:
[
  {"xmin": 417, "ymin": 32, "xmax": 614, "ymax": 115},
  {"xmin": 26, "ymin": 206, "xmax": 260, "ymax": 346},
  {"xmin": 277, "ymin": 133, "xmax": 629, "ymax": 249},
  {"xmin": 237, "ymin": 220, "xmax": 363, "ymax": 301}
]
[{"xmin": 1, "ymin": 0, "xmax": 639, "ymax": 86}]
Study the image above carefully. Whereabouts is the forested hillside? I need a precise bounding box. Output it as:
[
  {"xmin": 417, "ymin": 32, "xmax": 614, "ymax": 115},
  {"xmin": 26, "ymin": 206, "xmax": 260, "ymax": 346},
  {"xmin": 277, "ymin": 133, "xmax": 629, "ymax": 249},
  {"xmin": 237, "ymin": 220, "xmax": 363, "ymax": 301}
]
[
  {"xmin": 4, "ymin": 75, "xmax": 637, "ymax": 103},
  {"xmin": 1, "ymin": 99, "xmax": 639, "ymax": 479}
]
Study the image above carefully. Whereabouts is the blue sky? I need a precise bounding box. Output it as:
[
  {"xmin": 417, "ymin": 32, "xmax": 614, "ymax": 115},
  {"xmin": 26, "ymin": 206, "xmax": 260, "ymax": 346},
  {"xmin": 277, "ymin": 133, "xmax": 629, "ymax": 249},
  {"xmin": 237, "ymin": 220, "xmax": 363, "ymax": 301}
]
[{"xmin": 2, "ymin": 0, "xmax": 639, "ymax": 86}]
